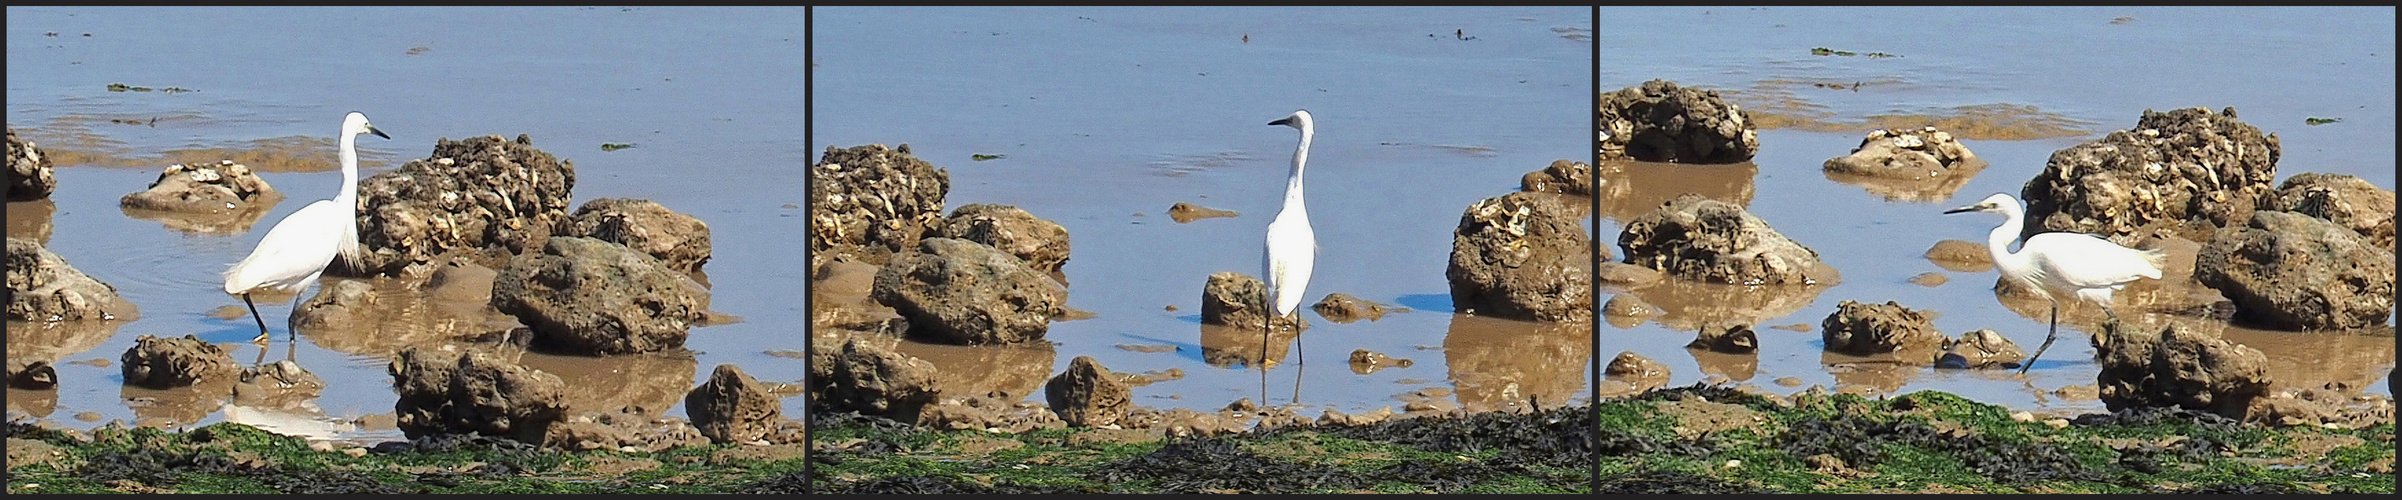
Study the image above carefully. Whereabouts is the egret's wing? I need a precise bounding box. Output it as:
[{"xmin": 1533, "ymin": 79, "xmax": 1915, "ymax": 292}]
[
  {"xmin": 224, "ymin": 200, "xmax": 346, "ymax": 293},
  {"xmin": 2026, "ymin": 232, "xmax": 2164, "ymax": 290}
]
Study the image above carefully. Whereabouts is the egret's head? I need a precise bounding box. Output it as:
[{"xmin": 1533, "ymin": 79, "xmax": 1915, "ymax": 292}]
[
  {"xmin": 344, "ymin": 112, "xmax": 390, "ymax": 140},
  {"xmin": 1944, "ymin": 193, "xmax": 2018, "ymax": 215},
  {"xmin": 1268, "ymin": 109, "xmax": 1312, "ymax": 130}
]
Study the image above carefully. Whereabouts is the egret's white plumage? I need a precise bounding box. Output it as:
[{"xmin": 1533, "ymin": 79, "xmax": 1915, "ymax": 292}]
[
  {"xmin": 1255, "ymin": 110, "xmax": 1318, "ymax": 380},
  {"xmin": 224, "ymin": 111, "xmax": 386, "ymax": 343},
  {"xmin": 1945, "ymin": 192, "xmax": 2164, "ymax": 373}
]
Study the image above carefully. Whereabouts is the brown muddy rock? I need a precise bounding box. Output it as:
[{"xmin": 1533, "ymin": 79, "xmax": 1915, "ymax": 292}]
[
  {"xmin": 354, "ymin": 134, "xmax": 576, "ymax": 276},
  {"xmin": 1687, "ymin": 323, "xmax": 1759, "ymax": 354},
  {"xmin": 1600, "ymin": 293, "xmax": 1662, "ymax": 325},
  {"xmin": 1316, "ymin": 406, "xmax": 1397, "ymax": 427},
  {"xmin": 685, "ymin": 364, "xmax": 781, "ymax": 445},
  {"xmin": 232, "ymin": 360, "xmax": 324, "ymax": 409},
  {"xmin": 1597, "ymin": 79, "xmax": 1760, "ymax": 163},
  {"xmin": 1823, "ymin": 127, "xmax": 1981, "ymax": 179},
  {"xmin": 919, "ymin": 395, "xmax": 1065, "ymax": 433},
  {"xmin": 119, "ymin": 160, "xmax": 279, "ymax": 214},
  {"xmin": 1044, "ymin": 355, "xmax": 1131, "ymax": 428},
  {"xmin": 388, "ymin": 346, "xmax": 568, "ymax": 444},
  {"xmin": 1923, "ymin": 239, "xmax": 1993, "ymax": 272},
  {"xmin": 2273, "ymin": 172, "xmax": 2394, "ymax": 250},
  {"xmin": 547, "ymin": 411, "xmax": 710, "ymax": 452},
  {"xmin": 873, "ymin": 237, "xmax": 1066, "ymax": 345},
  {"xmin": 2092, "ymin": 321, "xmax": 2272, "ymax": 421},
  {"xmin": 1595, "ymin": 261, "xmax": 1665, "ymax": 288},
  {"xmin": 1166, "ymin": 202, "xmax": 1238, "ymax": 223},
  {"xmin": 1820, "ymin": 300, "xmax": 1943, "ymax": 357},
  {"xmin": 1603, "ymin": 351, "xmax": 1671, "ymax": 392},
  {"xmin": 1200, "ymin": 271, "xmax": 1305, "ymax": 333},
  {"xmin": 290, "ymin": 279, "xmax": 376, "ymax": 333},
  {"xmin": 933, "ymin": 203, "xmax": 1070, "ymax": 276},
  {"xmin": 1347, "ymin": 349, "xmax": 1412, "ymax": 374},
  {"xmin": 9, "ymin": 360, "xmax": 56, "ymax": 390},
  {"xmin": 811, "ymin": 144, "xmax": 950, "ymax": 267},
  {"xmin": 7, "ymin": 129, "xmax": 56, "ymax": 201},
  {"xmin": 1519, "ymin": 159, "xmax": 1594, "ymax": 195},
  {"xmin": 559, "ymin": 198, "xmax": 712, "ymax": 273},
  {"xmin": 2195, "ymin": 211, "xmax": 2395, "ymax": 330},
  {"xmin": 1310, "ymin": 293, "xmax": 1388, "ymax": 323},
  {"xmin": 807, "ymin": 336, "xmax": 940, "ymax": 422},
  {"xmin": 492, "ymin": 237, "xmax": 708, "ymax": 355},
  {"xmin": 1619, "ymin": 193, "xmax": 1839, "ymax": 285},
  {"xmin": 892, "ymin": 340, "xmax": 1055, "ymax": 405},
  {"xmin": 2021, "ymin": 107, "xmax": 2280, "ymax": 246},
  {"xmin": 7, "ymin": 237, "xmax": 133, "ymax": 322},
  {"xmin": 119, "ymin": 335, "xmax": 237, "ymax": 389},
  {"xmin": 1446, "ymin": 191, "xmax": 1593, "ymax": 321},
  {"xmin": 1934, "ymin": 329, "xmax": 2025, "ymax": 369},
  {"xmin": 1198, "ymin": 322, "xmax": 1298, "ymax": 369}
]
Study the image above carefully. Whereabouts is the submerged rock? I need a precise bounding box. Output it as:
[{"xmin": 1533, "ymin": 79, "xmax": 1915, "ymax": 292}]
[
  {"xmin": 2092, "ymin": 321, "xmax": 2271, "ymax": 421},
  {"xmin": 1446, "ymin": 191, "xmax": 1593, "ymax": 321},
  {"xmin": 119, "ymin": 335, "xmax": 238, "ymax": 389},
  {"xmin": 1166, "ymin": 202, "xmax": 1238, "ymax": 223},
  {"xmin": 2272, "ymin": 172, "xmax": 2393, "ymax": 250},
  {"xmin": 119, "ymin": 160, "xmax": 279, "ymax": 214},
  {"xmin": 2194, "ymin": 210, "xmax": 2395, "ymax": 330},
  {"xmin": 6, "ymin": 237, "xmax": 134, "ymax": 322},
  {"xmin": 491, "ymin": 236, "xmax": 710, "ymax": 355},
  {"xmin": 388, "ymin": 346, "xmax": 568, "ymax": 445},
  {"xmin": 356, "ymin": 134, "xmax": 578, "ymax": 276},
  {"xmin": 8, "ymin": 360, "xmax": 57, "ymax": 390},
  {"xmin": 1822, "ymin": 126, "xmax": 1981, "ymax": 180},
  {"xmin": 1347, "ymin": 349, "xmax": 1411, "ymax": 374},
  {"xmin": 811, "ymin": 144, "xmax": 950, "ymax": 267},
  {"xmin": 7, "ymin": 129, "xmax": 56, "ymax": 201},
  {"xmin": 1619, "ymin": 193, "xmax": 1839, "ymax": 286},
  {"xmin": 1519, "ymin": 159, "xmax": 1594, "ymax": 195},
  {"xmin": 2021, "ymin": 107, "xmax": 2280, "ymax": 246},
  {"xmin": 233, "ymin": 359, "xmax": 325, "ymax": 409},
  {"xmin": 1934, "ymin": 329, "xmax": 2025, "ymax": 369},
  {"xmin": 1200, "ymin": 271, "xmax": 1306, "ymax": 333},
  {"xmin": 1687, "ymin": 323, "xmax": 1759, "ymax": 354},
  {"xmin": 1044, "ymin": 356, "xmax": 1131, "ymax": 428},
  {"xmin": 559, "ymin": 198, "xmax": 712, "ymax": 273},
  {"xmin": 1820, "ymin": 300, "xmax": 1942, "ymax": 357},
  {"xmin": 873, "ymin": 237, "xmax": 1066, "ymax": 345},
  {"xmin": 1310, "ymin": 293, "xmax": 1389, "ymax": 323},
  {"xmin": 1597, "ymin": 79, "xmax": 1760, "ymax": 163},
  {"xmin": 685, "ymin": 364, "xmax": 782, "ymax": 445},
  {"xmin": 808, "ymin": 335, "xmax": 940, "ymax": 423},
  {"xmin": 1603, "ymin": 351, "xmax": 1671, "ymax": 393},
  {"xmin": 933, "ymin": 203, "xmax": 1070, "ymax": 276}
]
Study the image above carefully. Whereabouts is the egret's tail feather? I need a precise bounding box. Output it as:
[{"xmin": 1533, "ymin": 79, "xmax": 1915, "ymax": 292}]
[{"xmin": 2138, "ymin": 247, "xmax": 2168, "ymax": 278}]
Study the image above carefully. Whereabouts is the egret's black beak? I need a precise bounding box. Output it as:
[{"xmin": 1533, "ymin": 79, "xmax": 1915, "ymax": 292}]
[
  {"xmin": 1269, "ymin": 117, "xmax": 1293, "ymax": 126},
  {"xmin": 369, "ymin": 126, "xmax": 390, "ymax": 140},
  {"xmin": 1942, "ymin": 204, "xmax": 1982, "ymax": 214}
]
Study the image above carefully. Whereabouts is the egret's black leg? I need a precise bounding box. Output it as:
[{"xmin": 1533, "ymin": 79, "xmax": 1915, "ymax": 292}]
[
  {"xmin": 244, "ymin": 293, "xmax": 270, "ymax": 343},
  {"xmin": 2020, "ymin": 303, "xmax": 2060, "ymax": 375}
]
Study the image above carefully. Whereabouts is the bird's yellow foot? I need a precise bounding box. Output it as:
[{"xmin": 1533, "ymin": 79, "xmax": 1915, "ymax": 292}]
[{"xmin": 251, "ymin": 331, "xmax": 270, "ymax": 344}]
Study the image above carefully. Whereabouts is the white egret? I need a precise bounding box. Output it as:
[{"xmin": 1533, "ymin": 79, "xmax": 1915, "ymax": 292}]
[
  {"xmin": 224, "ymin": 111, "xmax": 387, "ymax": 343},
  {"xmin": 1944, "ymin": 192, "xmax": 2164, "ymax": 374},
  {"xmin": 1263, "ymin": 110, "xmax": 1318, "ymax": 373}
]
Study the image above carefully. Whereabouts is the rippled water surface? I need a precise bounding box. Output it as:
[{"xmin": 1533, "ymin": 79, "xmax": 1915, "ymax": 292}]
[{"xmin": 7, "ymin": 6, "xmax": 805, "ymax": 442}]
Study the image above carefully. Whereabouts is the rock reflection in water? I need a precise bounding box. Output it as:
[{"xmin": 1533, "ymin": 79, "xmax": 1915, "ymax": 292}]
[
  {"xmin": 6, "ymin": 319, "xmax": 124, "ymax": 367},
  {"xmin": 1595, "ymin": 160, "xmax": 1757, "ymax": 222},
  {"xmin": 519, "ymin": 350, "xmax": 698, "ymax": 418},
  {"xmin": 1688, "ymin": 348, "xmax": 1758, "ymax": 382},
  {"xmin": 6, "ymin": 200, "xmax": 54, "ymax": 244},
  {"xmin": 293, "ymin": 266, "xmax": 523, "ymax": 357},
  {"xmin": 220, "ymin": 403, "xmax": 356, "ymax": 441},
  {"xmin": 1621, "ymin": 279, "xmax": 1828, "ymax": 332},
  {"xmin": 1822, "ymin": 162, "xmax": 1983, "ymax": 203},
  {"xmin": 1442, "ymin": 314, "xmax": 1591, "ymax": 413},
  {"xmin": 892, "ymin": 338, "xmax": 1055, "ymax": 402},
  {"xmin": 123, "ymin": 379, "xmax": 233, "ymax": 428},
  {"xmin": 2220, "ymin": 324, "xmax": 2393, "ymax": 395},
  {"xmin": 1821, "ymin": 352, "xmax": 1921, "ymax": 395},
  {"xmin": 1199, "ymin": 323, "xmax": 1297, "ymax": 369},
  {"xmin": 8, "ymin": 388, "xmax": 58, "ymax": 418},
  {"xmin": 119, "ymin": 201, "xmax": 280, "ymax": 235}
]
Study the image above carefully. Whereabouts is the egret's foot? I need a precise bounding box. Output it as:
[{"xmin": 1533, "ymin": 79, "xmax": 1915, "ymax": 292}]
[{"xmin": 251, "ymin": 331, "xmax": 270, "ymax": 344}]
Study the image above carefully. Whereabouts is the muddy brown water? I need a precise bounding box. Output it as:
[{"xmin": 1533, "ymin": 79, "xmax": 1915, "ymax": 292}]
[{"xmin": 7, "ymin": 7, "xmax": 804, "ymax": 443}]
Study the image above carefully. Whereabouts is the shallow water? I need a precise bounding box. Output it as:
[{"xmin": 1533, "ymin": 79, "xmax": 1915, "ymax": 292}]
[
  {"xmin": 811, "ymin": 6, "xmax": 1596, "ymax": 417},
  {"xmin": 6, "ymin": 6, "xmax": 805, "ymax": 442},
  {"xmin": 1595, "ymin": 6, "xmax": 2394, "ymax": 413}
]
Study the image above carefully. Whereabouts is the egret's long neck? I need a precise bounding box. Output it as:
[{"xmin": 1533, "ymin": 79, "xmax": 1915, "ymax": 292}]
[
  {"xmin": 1987, "ymin": 203, "xmax": 2028, "ymax": 274},
  {"xmin": 336, "ymin": 132, "xmax": 360, "ymax": 211},
  {"xmin": 1281, "ymin": 125, "xmax": 1311, "ymax": 212}
]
